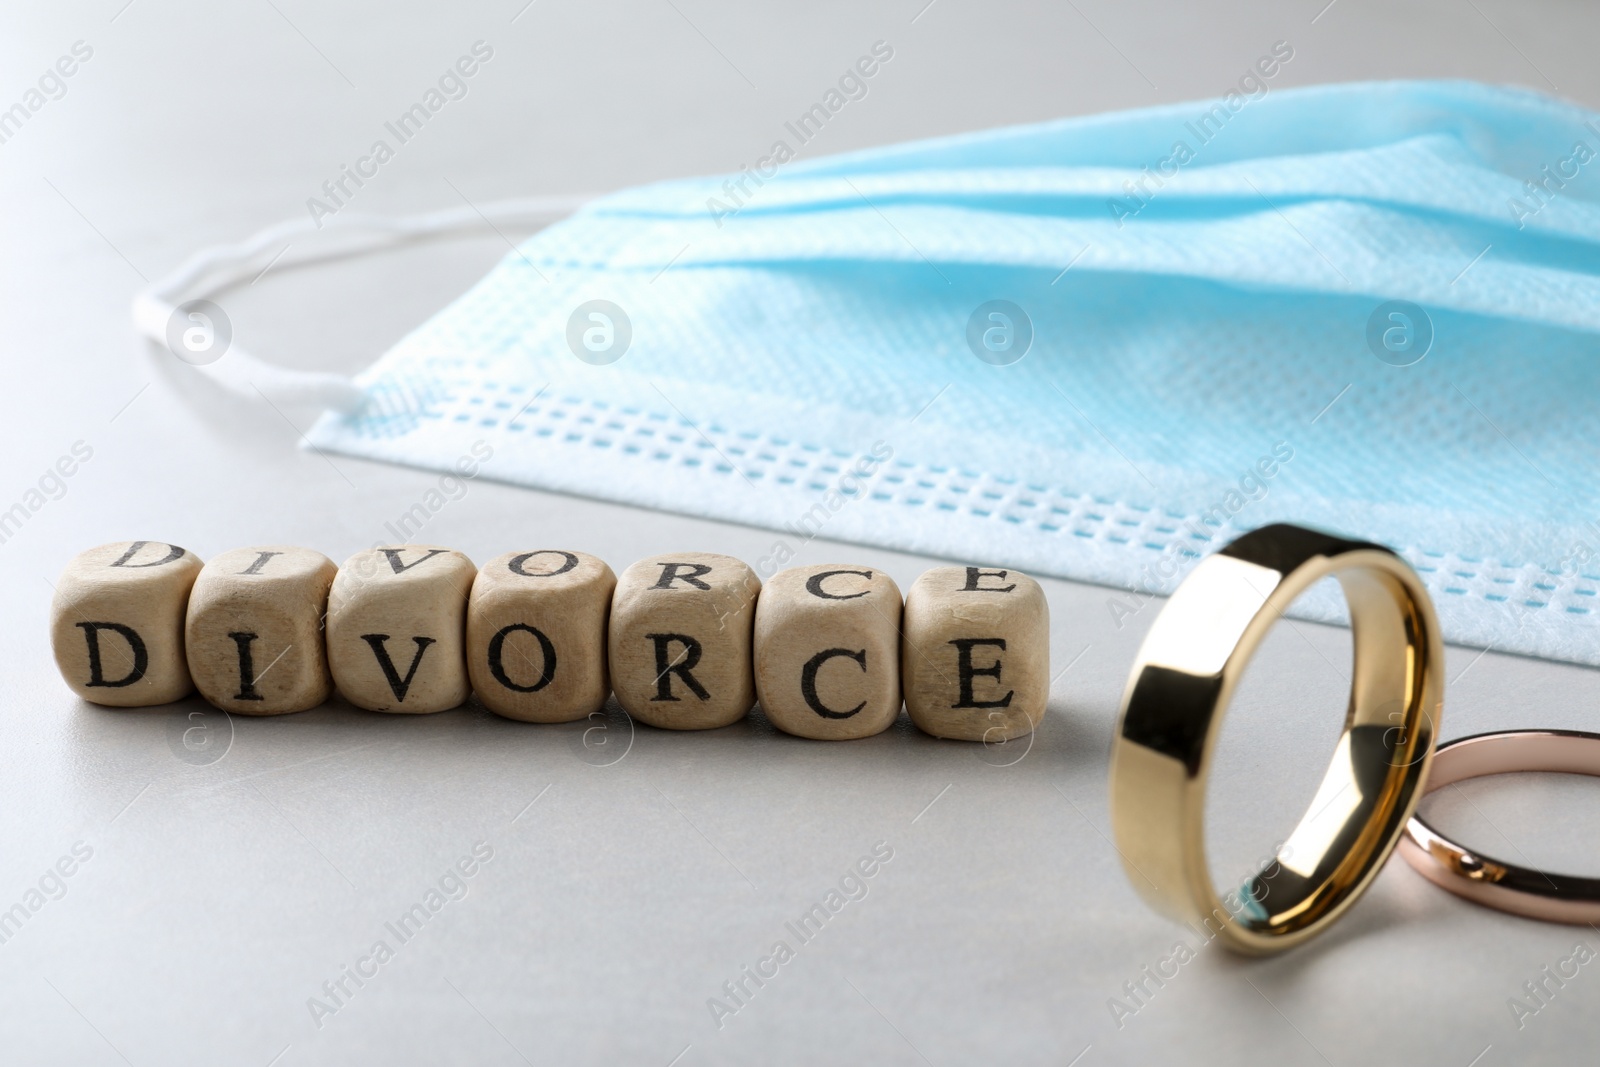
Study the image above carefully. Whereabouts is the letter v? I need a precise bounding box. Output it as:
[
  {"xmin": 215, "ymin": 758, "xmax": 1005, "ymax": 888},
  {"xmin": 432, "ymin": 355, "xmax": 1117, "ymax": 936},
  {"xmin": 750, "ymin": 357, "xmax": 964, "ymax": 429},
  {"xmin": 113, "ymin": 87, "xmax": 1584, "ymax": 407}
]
[
  {"xmin": 359, "ymin": 635, "xmax": 436, "ymax": 700},
  {"xmin": 379, "ymin": 548, "xmax": 445, "ymax": 574}
]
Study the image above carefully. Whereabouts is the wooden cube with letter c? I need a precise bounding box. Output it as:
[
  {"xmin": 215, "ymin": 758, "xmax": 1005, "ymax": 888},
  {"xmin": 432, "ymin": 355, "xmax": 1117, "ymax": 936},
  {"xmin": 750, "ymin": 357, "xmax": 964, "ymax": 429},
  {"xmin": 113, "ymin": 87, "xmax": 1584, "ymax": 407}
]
[
  {"xmin": 608, "ymin": 552, "xmax": 759, "ymax": 730},
  {"xmin": 754, "ymin": 564, "xmax": 903, "ymax": 740},
  {"xmin": 184, "ymin": 545, "xmax": 338, "ymax": 714},
  {"xmin": 326, "ymin": 546, "xmax": 476, "ymax": 713},
  {"xmin": 467, "ymin": 549, "xmax": 616, "ymax": 722},
  {"xmin": 50, "ymin": 540, "xmax": 204, "ymax": 706},
  {"xmin": 901, "ymin": 565, "xmax": 1049, "ymax": 741}
]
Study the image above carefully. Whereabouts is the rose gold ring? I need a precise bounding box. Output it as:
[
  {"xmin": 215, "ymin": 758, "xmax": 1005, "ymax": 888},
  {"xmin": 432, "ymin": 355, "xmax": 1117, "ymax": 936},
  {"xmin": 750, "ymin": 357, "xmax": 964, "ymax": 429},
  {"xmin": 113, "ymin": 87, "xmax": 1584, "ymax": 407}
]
[{"xmin": 1398, "ymin": 729, "xmax": 1600, "ymax": 925}]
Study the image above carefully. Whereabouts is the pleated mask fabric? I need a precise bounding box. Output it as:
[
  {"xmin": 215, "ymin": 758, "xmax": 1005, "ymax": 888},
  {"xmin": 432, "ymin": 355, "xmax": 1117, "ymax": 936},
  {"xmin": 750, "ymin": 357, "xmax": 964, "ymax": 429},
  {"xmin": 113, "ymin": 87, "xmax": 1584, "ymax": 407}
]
[{"xmin": 307, "ymin": 80, "xmax": 1600, "ymax": 665}]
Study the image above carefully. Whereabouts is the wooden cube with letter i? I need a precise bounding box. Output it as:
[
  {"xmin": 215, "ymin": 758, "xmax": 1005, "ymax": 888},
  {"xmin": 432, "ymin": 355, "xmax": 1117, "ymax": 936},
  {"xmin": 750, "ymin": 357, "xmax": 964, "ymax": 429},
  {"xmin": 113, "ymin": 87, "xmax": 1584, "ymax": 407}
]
[{"xmin": 185, "ymin": 545, "xmax": 338, "ymax": 714}]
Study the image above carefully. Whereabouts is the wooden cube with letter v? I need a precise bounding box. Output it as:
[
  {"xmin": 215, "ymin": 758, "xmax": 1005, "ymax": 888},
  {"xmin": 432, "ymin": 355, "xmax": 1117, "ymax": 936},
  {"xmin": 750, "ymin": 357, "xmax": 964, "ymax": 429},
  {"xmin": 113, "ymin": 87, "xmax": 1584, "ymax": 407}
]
[
  {"xmin": 326, "ymin": 546, "xmax": 476, "ymax": 713},
  {"xmin": 901, "ymin": 566, "xmax": 1049, "ymax": 742}
]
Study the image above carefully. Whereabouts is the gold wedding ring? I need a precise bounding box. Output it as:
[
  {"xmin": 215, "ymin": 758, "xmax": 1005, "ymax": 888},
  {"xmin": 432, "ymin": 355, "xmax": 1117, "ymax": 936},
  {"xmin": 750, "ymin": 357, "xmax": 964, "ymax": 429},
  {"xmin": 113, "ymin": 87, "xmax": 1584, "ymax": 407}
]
[
  {"xmin": 1109, "ymin": 523, "xmax": 1443, "ymax": 954},
  {"xmin": 1398, "ymin": 730, "xmax": 1600, "ymax": 925}
]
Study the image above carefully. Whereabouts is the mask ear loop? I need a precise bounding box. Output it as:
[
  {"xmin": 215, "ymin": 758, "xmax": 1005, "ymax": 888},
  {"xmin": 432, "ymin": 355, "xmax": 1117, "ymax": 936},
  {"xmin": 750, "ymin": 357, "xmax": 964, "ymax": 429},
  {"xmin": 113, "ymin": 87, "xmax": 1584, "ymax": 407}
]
[{"xmin": 130, "ymin": 194, "xmax": 592, "ymax": 412}]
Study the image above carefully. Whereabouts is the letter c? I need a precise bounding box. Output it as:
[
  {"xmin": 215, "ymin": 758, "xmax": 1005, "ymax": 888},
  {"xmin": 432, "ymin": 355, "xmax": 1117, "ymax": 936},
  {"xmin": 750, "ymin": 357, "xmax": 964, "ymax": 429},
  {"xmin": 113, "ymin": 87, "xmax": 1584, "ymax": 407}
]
[
  {"xmin": 804, "ymin": 569, "xmax": 872, "ymax": 600},
  {"xmin": 800, "ymin": 648, "xmax": 867, "ymax": 718}
]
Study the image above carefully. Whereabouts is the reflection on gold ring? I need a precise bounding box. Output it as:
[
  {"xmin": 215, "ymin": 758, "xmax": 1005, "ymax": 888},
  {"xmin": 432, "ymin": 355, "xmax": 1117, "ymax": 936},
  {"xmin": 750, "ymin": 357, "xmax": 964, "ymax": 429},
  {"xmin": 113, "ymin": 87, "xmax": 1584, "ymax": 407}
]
[{"xmin": 1109, "ymin": 523, "xmax": 1443, "ymax": 955}]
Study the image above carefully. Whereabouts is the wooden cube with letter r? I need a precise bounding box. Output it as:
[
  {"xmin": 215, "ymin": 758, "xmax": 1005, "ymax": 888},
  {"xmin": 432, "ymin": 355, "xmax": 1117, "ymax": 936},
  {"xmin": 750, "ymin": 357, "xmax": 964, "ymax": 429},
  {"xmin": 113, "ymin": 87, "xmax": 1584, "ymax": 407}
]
[
  {"xmin": 901, "ymin": 565, "xmax": 1049, "ymax": 741},
  {"xmin": 326, "ymin": 545, "xmax": 476, "ymax": 713},
  {"xmin": 50, "ymin": 540, "xmax": 204, "ymax": 706},
  {"xmin": 608, "ymin": 552, "xmax": 759, "ymax": 730}
]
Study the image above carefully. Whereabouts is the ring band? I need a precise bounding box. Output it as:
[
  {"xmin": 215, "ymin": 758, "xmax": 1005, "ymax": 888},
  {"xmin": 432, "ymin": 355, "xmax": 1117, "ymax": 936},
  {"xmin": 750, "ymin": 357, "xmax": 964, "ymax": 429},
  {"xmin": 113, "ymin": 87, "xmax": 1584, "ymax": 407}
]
[
  {"xmin": 1398, "ymin": 730, "xmax": 1600, "ymax": 925},
  {"xmin": 1109, "ymin": 523, "xmax": 1443, "ymax": 954}
]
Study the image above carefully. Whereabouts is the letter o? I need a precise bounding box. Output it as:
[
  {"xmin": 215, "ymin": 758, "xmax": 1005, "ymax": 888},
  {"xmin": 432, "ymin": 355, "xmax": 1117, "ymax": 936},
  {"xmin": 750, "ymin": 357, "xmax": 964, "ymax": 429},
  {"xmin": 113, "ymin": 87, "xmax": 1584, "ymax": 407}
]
[
  {"xmin": 487, "ymin": 623, "xmax": 556, "ymax": 692},
  {"xmin": 509, "ymin": 550, "xmax": 578, "ymax": 578}
]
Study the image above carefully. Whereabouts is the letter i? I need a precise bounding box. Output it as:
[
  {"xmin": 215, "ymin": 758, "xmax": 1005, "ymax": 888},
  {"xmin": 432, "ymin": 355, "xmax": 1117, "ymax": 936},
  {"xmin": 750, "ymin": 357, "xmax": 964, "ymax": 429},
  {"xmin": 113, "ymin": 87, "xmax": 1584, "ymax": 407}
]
[{"xmin": 228, "ymin": 632, "xmax": 265, "ymax": 702}]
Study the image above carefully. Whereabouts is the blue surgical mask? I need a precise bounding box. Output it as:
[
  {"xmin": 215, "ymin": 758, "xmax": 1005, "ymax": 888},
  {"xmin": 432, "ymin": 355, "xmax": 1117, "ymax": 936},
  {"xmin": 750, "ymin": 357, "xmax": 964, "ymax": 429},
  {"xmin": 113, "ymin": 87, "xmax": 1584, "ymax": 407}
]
[{"xmin": 142, "ymin": 80, "xmax": 1600, "ymax": 666}]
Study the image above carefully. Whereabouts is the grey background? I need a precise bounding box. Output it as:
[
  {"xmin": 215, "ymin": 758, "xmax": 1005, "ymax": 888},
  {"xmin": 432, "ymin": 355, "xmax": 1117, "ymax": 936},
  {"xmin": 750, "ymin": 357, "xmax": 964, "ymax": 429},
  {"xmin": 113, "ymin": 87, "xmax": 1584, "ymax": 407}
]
[{"xmin": 4, "ymin": 1, "xmax": 1600, "ymax": 1063}]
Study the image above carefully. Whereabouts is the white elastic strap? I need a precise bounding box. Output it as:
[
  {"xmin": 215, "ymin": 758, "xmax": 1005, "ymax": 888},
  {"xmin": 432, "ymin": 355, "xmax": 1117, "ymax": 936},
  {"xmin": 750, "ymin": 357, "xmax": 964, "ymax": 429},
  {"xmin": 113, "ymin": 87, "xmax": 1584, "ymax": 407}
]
[{"xmin": 131, "ymin": 194, "xmax": 591, "ymax": 412}]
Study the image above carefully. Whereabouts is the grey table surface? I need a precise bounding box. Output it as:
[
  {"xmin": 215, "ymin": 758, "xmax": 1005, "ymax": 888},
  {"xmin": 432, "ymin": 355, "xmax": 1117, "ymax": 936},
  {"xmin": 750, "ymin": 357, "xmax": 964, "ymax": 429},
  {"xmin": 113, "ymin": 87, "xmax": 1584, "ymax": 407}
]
[{"xmin": 4, "ymin": 1, "xmax": 1600, "ymax": 1064}]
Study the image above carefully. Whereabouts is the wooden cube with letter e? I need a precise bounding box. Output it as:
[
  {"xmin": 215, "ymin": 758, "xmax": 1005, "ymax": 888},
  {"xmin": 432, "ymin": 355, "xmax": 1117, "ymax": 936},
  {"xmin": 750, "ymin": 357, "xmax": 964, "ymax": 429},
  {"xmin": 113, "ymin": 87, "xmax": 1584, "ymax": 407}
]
[{"xmin": 901, "ymin": 565, "xmax": 1049, "ymax": 741}]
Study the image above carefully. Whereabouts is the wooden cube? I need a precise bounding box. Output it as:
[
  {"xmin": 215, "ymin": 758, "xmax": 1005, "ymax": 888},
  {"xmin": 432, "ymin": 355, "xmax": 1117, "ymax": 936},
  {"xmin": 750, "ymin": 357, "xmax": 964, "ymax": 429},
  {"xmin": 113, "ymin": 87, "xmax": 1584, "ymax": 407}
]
[
  {"xmin": 184, "ymin": 546, "xmax": 338, "ymax": 715},
  {"xmin": 754, "ymin": 564, "xmax": 903, "ymax": 740},
  {"xmin": 608, "ymin": 553, "xmax": 759, "ymax": 730},
  {"xmin": 50, "ymin": 540, "xmax": 204, "ymax": 706},
  {"xmin": 467, "ymin": 549, "xmax": 616, "ymax": 722},
  {"xmin": 326, "ymin": 545, "xmax": 476, "ymax": 713},
  {"xmin": 901, "ymin": 566, "xmax": 1049, "ymax": 741}
]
